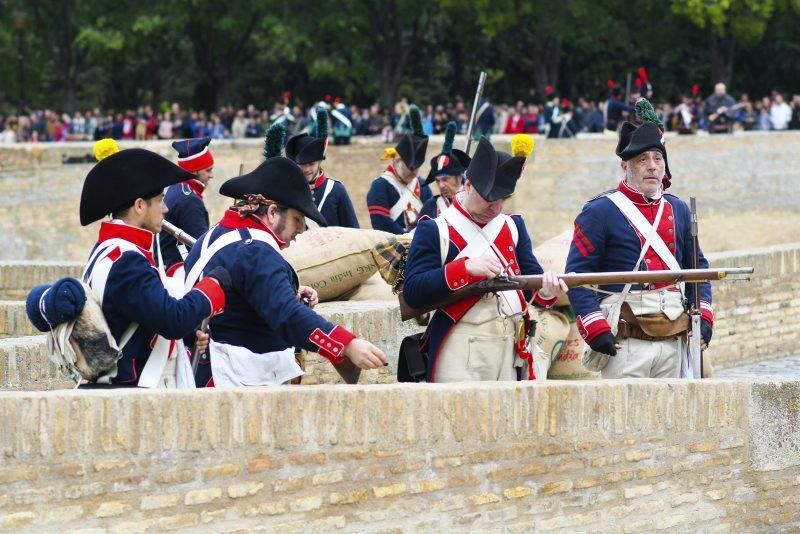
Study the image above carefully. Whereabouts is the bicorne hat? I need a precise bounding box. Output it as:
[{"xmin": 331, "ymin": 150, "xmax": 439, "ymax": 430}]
[
  {"xmin": 79, "ymin": 149, "xmax": 193, "ymax": 226},
  {"xmin": 425, "ymin": 121, "xmax": 471, "ymax": 184},
  {"xmin": 285, "ymin": 107, "xmax": 328, "ymax": 165},
  {"xmin": 394, "ymin": 105, "xmax": 428, "ymax": 171},
  {"xmin": 172, "ymin": 136, "xmax": 214, "ymax": 173},
  {"xmin": 464, "ymin": 135, "xmax": 534, "ymax": 201},
  {"xmin": 615, "ymin": 98, "xmax": 672, "ymax": 185}
]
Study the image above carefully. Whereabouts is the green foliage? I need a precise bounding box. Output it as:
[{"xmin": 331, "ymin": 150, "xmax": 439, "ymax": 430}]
[{"xmin": 0, "ymin": 0, "xmax": 799, "ymax": 114}]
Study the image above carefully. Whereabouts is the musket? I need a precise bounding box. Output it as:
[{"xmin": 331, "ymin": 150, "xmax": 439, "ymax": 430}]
[
  {"xmin": 162, "ymin": 220, "xmax": 196, "ymax": 248},
  {"xmin": 398, "ymin": 267, "xmax": 754, "ymax": 321},
  {"xmin": 689, "ymin": 197, "xmax": 703, "ymax": 378},
  {"xmin": 464, "ymin": 71, "xmax": 488, "ymax": 155}
]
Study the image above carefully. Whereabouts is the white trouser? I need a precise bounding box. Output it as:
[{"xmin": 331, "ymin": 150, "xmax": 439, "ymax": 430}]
[
  {"xmin": 435, "ymin": 296, "xmax": 521, "ymax": 383},
  {"xmin": 210, "ymin": 340, "xmax": 304, "ymax": 387},
  {"xmin": 601, "ymin": 337, "xmax": 683, "ymax": 379}
]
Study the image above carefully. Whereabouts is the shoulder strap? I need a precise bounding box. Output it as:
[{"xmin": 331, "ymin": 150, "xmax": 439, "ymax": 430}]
[
  {"xmin": 317, "ymin": 179, "xmax": 336, "ymax": 212},
  {"xmin": 434, "ymin": 216, "xmax": 450, "ymax": 265},
  {"xmin": 185, "ymin": 229, "xmax": 245, "ymax": 289}
]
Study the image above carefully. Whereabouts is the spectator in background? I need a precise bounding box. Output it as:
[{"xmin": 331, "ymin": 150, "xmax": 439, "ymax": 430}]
[
  {"xmin": 672, "ymin": 93, "xmax": 698, "ymax": 134},
  {"xmin": 504, "ymin": 104, "xmax": 524, "ymax": 133},
  {"xmin": 245, "ymin": 116, "xmax": 262, "ymax": 138},
  {"xmin": 704, "ymin": 83, "xmax": 737, "ymax": 134},
  {"xmin": 522, "ymin": 103, "xmax": 539, "ymax": 134},
  {"xmin": 231, "ymin": 109, "xmax": 248, "ymax": 139},
  {"xmin": 739, "ymin": 101, "xmax": 758, "ymax": 131},
  {"xmin": 769, "ymin": 92, "xmax": 792, "ymax": 130},
  {"xmin": 605, "ymin": 86, "xmax": 634, "ymax": 132},
  {"xmin": 789, "ymin": 95, "xmax": 800, "ymax": 130},
  {"xmin": 158, "ymin": 113, "xmax": 174, "ymax": 139},
  {"xmin": 757, "ymin": 97, "xmax": 773, "ymax": 130},
  {"xmin": 0, "ymin": 119, "xmax": 17, "ymax": 144}
]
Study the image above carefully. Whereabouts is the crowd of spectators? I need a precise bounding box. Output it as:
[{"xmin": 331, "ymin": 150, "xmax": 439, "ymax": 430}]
[{"xmin": 2, "ymin": 83, "xmax": 800, "ymax": 144}]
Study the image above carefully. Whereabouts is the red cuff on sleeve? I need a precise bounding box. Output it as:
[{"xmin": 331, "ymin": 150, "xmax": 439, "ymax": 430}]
[
  {"xmin": 444, "ymin": 257, "xmax": 484, "ymax": 291},
  {"xmin": 533, "ymin": 290, "xmax": 559, "ymax": 309},
  {"xmin": 577, "ymin": 311, "xmax": 612, "ymax": 344},
  {"xmin": 309, "ymin": 325, "xmax": 354, "ymax": 364},
  {"xmin": 700, "ymin": 301, "xmax": 714, "ymax": 325},
  {"xmin": 193, "ymin": 277, "xmax": 225, "ymax": 317}
]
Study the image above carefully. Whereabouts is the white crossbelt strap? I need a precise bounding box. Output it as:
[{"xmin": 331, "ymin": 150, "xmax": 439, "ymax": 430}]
[
  {"xmin": 306, "ymin": 179, "xmax": 337, "ymax": 231},
  {"xmin": 607, "ymin": 191, "xmax": 681, "ymax": 271},
  {"xmin": 435, "ymin": 196, "xmax": 449, "ymax": 217},
  {"xmin": 330, "ymin": 108, "xmax": 352, "ymax": 129},
  {"xmin": 381, "ymin": 172, "xmax": 423, "ymax": 221}
]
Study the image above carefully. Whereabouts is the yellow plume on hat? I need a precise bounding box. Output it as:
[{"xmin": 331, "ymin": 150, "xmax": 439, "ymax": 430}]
[
  {"xmin": 510, "ymin": 134, "xmax": 535, "ymax": 158},
  {"xmin": 380, "ymin": 147, "xmax": 399, "ymax": 161},
  {"xmin": 93, "ymin": 138, "xmax": 120, "ymax": 161}
]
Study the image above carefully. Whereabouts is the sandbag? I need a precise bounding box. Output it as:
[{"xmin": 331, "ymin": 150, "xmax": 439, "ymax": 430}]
[
  {"xmin": 533, "ymin": 229, "xmax": 573, "ymax": 306},
  {"xmin": 529, "ymin": 307, "xmax": 571, "ymax": 370},
  {"xmin": 547, "ymin": 310, "xmax": 600, "ymax": 380},
  {"xmin": 346, "ymin": 273, "xmax": 396, "ymax": 301},
  {"xmin": 282, "ymin": 227, "xmax": 393, "ymax": 302}
]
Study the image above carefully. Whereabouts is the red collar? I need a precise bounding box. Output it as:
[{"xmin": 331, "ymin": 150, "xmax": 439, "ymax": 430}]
[
  {"xmin": 385, "ymin": 165, "xmax": 399, "ymax": 179},
  {"xmin": 453, "ymin": 197, "xmax": 487, "ymax": 228},
  {"xmin": 219, "ymin": 209, "xmax": 287, "ymax": 248},
  {"xmin": 310, "ymin": 172, "xmax": 327, "ymax": 190},
  {"xmin": 98, "ymin": 221, "xmax": 155, "ymax": 264},
  {"xmin": 617, "ymin": 180, "xmax": 661, "ymax": 206},
  {"xmin": 182, "ymin": 178, "xmax": 205, "ymax": 198}
]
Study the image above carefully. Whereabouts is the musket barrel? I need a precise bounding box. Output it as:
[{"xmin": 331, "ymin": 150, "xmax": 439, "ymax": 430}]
[{"xmin": 161, "ymin": 220, "xmax": 197, "ymax": 248}]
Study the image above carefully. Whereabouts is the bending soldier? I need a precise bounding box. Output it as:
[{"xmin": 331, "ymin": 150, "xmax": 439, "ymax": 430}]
[
  {"xmin": 403, "ymin": 136, "xmax": 567, "ymax": 382},
  {"xmin": 367, "ymin": 105, "xmax": 432, "ymax": 234},
  {"xmin": 566, "ymin": 99, "xmax": 714, "ymax": 379},
  {"xmin": 184, "ymin": 143, "xmax": 387, "ymax": 387}
]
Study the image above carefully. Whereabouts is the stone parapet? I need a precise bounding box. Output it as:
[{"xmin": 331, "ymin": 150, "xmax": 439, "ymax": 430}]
[{"xmin": 0, "ymin": 379, "xmax": 797, "ymax": 530}]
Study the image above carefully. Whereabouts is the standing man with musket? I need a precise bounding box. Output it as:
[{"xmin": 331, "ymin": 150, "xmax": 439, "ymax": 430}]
[
  {"xmin": 285, "ymin": 107, "xmax": 360, "ymax": 229},
  {"xmin": 566, "ymin": 98, "xmax": 714, "ymax": 379},
  {"xmin": 418, "ymin": 121, "xmax": 471, "ymax": 220},
  {"xmin": 78, "ymin": 148, "xmax": 229, "ymax": 388},
  {"xmin": 184, "ymin": 125, "xmax": 387, "ymax": 388},
  {"xmin": 402, "ymin": 136, "xmax": 567, "ymax": 382},
  {"xmin": 158, "ymin": 137, "xmax": 215, "ymax": 272},
  {"xmin": 367, "ymin": 105, "xmax": 432, "ymax": 234}
]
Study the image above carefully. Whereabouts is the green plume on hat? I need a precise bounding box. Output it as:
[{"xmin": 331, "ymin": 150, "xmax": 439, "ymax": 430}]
[
  {"xmin": 409, "ymin": 105, "xmax": 424, "ymax": 137},
  {"xmin": 316, "ymin": 107, "xmax": 329, "ymax": 139},
  {"xmin": 442, "ymin": 121, "xmax": 457, "ymax": 155},
  {"xmin": 635, "ymin": 97, "xmax": 664, "ymax": 130},
  {"xmin": 263, "ymin": 122, "xmax": 287, "ymax": 159}
]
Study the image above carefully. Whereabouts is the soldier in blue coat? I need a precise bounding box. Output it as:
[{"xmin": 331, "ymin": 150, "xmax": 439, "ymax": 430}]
[
  {"xmin": 419, "ymin": 121, "xmax": 471, "ymax": 221},
  {"xmin": 566, "ymin": 99, "xmax": 714, "ymax": 379},
  {"xmin": 78, "ymin": 148, "xmax": 229, "ymax": 387},
  {"xmin": 184, "ymin": 136, "xmax": 387, "ymax": 388},
  {"xmin": 158, "ymin": 136, "xmax": 215, "ymax": 271},
  {"xmin": 285, "ymin": 107, "xmax": 359, "ymax": 229},
  {"xmin": 403, "ymin": 136, "xmax": 566, "ymax": 382},
  {"xmin": 367, "ymin": 104, "xmax": 432, "ymax": 234}
]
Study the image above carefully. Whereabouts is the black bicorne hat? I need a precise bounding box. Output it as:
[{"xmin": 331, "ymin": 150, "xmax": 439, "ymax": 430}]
[
  {"xmin": 219, "ymin": 157, "xmax": 327, "ymax": 227},
  {"xmin": 285, "ymin": 107, "xmax": 328, "ymax": 165},
  {"xmin": 79, "ymin": 148, "xmax": 193, "ymax": 226},
  {"xmin": 425, "ymin": 121, "xmax": 470, "ymax": 184},
  {"xmin": 465, "ymin": 138, "xmax": 526, "ymax": 201},
  {"xmin": 616, "ymin": 98, "xmax": 672, "ymax": 182},
  {"xmin": 394, "ymin": 105, "xmax": 428, "ymax": 170}
]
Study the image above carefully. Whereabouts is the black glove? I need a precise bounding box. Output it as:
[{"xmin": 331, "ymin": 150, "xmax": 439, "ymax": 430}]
[
  {"xmin": 701, "ymin": 320, "xmax": 713, "ymax": 346},
  {"xmin": 206, "ymin": 266, "xmax": 232, "ymax": 293},
  {"xmin": 589, "ymin": 332, "xmax": 617, "ymax": 356}
]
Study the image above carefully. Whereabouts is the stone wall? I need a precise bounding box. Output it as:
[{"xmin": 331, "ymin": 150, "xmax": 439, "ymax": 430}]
[
  {"xmin": 2, "ymin": 131, "xmax": 800, "ymax": 260},
  {"xmin": 0, "ymin": 379, "xmax": 797, "ymax": 531}
]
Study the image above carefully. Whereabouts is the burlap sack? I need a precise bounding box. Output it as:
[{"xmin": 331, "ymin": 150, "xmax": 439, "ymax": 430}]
[
  {"xmin": 346, "ymin": 273, "xmax": 397, "ymax": 301},
  {"xmin": 533, "ymin": 230, "xmax": 573, "ymax": 306},
  {"xmin": 547, "ymin": 309, "xmax": 600, "ymax": 380},
  {"xmin": 529, "ymin": 307, "xmax": 571, "ymax": 370},
  {"xmin": 282, "ymin": 227, "xmax": 393, "ymax": 302}
]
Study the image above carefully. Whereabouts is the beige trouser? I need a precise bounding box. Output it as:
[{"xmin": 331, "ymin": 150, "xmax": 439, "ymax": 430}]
[
  {"xmin": 434, "ymin": 295, "xmax": 521, "ymax": 383},
  {"xmin": 601, "ymin": 336, "xmax": 683, "ymax": 379}
]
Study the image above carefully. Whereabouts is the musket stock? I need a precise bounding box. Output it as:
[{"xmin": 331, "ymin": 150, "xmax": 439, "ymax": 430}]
[{"xmin": 398, "ymin": 267, "xmax": 754, "ymax": 321}]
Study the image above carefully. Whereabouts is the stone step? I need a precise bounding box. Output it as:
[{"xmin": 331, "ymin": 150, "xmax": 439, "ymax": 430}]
[
  {"xmin": 0, "ymin": 300, "xmax": 419, "ymax": 391},
  {"xmin": 0, "ymin": 261, "xmax": 83, "ymax": 300}
]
